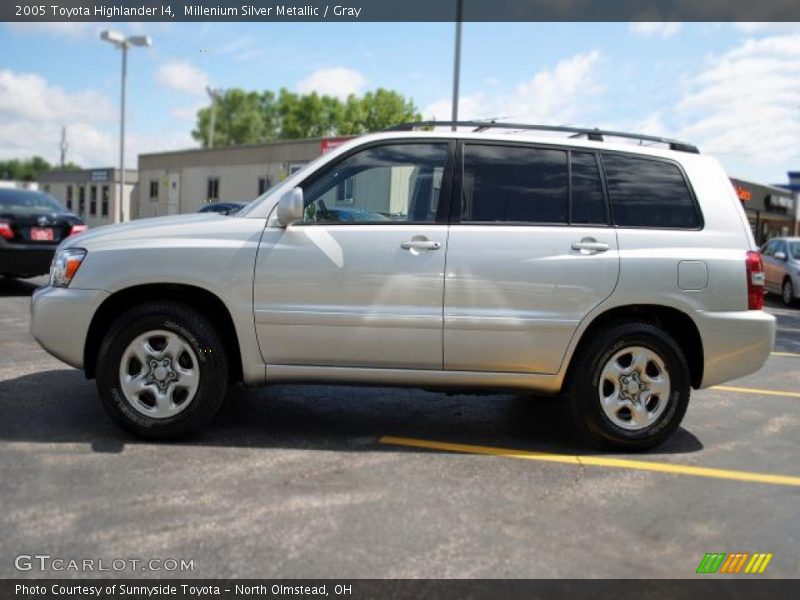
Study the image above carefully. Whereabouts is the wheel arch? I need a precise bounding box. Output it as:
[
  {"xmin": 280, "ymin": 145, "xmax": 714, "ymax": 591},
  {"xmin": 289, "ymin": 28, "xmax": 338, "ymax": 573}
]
[
  {"xmin": 83, "ymin": 283, "xmax": 243, "ymax": 383},
  {"xmin": 566, "ymin": 304, "xmax": 704, "ymax": 389}
]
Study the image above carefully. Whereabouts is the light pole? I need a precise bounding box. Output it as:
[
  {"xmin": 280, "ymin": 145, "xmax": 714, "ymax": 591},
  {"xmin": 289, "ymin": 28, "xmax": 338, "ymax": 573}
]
[
  {"xmin": 100, "ymin": 30, "xmax": 151, "ymax": 223},
  {"xmin": 451, "ymin": 0, "xmax": 463, "ymax": 131}
]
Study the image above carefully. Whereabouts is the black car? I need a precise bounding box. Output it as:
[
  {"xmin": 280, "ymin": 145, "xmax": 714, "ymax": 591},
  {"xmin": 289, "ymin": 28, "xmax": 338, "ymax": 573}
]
[
  {"xmin": 0, "ymin": 187, "xmax": 86, "ymax": 278},
  {"xmin": 198, "ymin": 202, "xmax": 247, "ymax": 216}
]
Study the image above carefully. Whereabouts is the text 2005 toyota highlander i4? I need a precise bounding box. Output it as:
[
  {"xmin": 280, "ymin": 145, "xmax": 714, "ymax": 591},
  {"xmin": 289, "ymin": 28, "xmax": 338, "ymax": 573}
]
[{"xmin": 31, "ymin": 124, "xmax": 776, "ymax": 450}]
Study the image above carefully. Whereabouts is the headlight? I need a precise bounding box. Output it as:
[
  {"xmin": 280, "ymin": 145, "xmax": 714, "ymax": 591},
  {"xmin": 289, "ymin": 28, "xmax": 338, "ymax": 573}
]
[{"xmin": 50, "ymin": 248, "xmax": 87, "ymax": 288}]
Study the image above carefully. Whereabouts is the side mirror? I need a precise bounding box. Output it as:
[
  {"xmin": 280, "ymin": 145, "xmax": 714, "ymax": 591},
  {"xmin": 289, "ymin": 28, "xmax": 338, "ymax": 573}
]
[
  {"xmin": 775, "ymin": 251, "xmax": 787, "ymax": 261},
  {"xmin": 276, "ymin": 187, "xmax": 304, "ymax": 226}
]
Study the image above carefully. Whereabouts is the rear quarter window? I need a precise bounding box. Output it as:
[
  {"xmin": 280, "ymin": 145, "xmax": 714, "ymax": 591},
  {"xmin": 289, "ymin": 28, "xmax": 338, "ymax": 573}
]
[{"xmin": 601, "ymin": 153, "xmax": 701, "ymax": 229}]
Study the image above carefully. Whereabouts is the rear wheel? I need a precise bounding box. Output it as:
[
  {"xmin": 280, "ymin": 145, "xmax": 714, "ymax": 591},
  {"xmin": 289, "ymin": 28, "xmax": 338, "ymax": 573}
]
[
  {"xmin": 782, "ymin": 279, "xmax": 795, "ymax": 307},
  {"xmin": 566, "ymin": 322, "xmax": 690, "ymax": 451},
  {"xmin": 96, "ymin": 302, "xmax": 228, "ymax": 438}
]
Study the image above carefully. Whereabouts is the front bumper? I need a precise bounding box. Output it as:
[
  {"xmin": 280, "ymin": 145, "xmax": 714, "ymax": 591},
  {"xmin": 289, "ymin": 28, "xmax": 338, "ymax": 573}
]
[
  {"xmin": 31, "ymin": 285, "xmax": 109, "ymax": 369},
  {"xmin": 696, "ymin": 309, "xmax": 776, "ymax": 388}
]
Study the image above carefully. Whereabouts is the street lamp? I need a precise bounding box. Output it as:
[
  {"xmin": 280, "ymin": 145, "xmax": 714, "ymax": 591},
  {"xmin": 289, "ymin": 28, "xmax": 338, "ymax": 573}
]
[
  {"xmin": 100, "ymin": 30, "xmax": 152, "ymax": 223},
  {"xmin": 451, "ymin": 0, "xmax": 463, "ymax": 131},
  {"xmin": 205, "ymin": 87, "xmax": 224, "ymax": 149}
]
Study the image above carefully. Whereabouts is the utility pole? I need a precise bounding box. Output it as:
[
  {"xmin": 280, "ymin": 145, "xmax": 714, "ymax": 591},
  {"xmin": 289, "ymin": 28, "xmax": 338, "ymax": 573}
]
[
  {"xmin": 206, "ymin": 87, "xmax": 223, "ymax": 149},
  {"xmin": 451, "ymin": 0, "xmax": 463, "ymax": 131},
  {"xmin": 59, "ymin": 126, "xmax": 68, "ymax": 168}
]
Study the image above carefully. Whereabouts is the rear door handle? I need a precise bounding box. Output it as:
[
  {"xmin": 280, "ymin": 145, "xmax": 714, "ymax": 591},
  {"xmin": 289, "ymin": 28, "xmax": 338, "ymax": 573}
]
[
  {"xmin": 401, "ymin": 240, "xmax": 441, "ymax": 251},
  {"xmin": 571, "ymin": 239, "xmax": 610, "ymax": 254}
]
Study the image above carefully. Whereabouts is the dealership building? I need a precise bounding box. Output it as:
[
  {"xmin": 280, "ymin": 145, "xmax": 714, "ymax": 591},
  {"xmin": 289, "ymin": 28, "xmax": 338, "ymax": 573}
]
[
  {"xmin": 136, "ymin": 137, "xmax": 350, "ymax": 218},
  {"xmin": 730, "ymin": 176, "xmax": 798, "ymax": 245},
  {"xmin": 37, "ymin": 168, "xmax": 138, "ymax": 228}
]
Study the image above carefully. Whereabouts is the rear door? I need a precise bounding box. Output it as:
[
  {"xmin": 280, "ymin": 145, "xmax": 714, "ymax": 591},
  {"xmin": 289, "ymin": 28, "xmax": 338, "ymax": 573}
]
[{"xmin": 443, "ymin": 142, "xmax": 620, "ymax": 374}]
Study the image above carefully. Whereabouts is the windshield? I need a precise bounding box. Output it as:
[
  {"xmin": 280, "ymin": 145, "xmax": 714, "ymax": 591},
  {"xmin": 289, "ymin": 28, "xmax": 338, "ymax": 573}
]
[
  {"xmin": 0, "ymin": 189, "xmax": 66, "ymax": 214},
  {"xmin": 789, "ymin": 242, "xmax": 800, "ymax": 260}
]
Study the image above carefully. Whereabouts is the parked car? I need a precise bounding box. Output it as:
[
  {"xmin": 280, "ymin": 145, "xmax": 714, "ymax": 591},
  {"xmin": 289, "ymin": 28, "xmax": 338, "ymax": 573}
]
[
  {"xmin": 0, "ymin": 188, "xmax": 86, "ymax": 279},
  {"xmin": 31, "ymin": 123, "xmax": 775, "ymax": 450},
  {"xmin": 199, "ymin": 202, "xmax": 247, "ymax": 216},
  {"xmin": 760, "ymin": 236, "xmax": 800, "ymax": 306}
]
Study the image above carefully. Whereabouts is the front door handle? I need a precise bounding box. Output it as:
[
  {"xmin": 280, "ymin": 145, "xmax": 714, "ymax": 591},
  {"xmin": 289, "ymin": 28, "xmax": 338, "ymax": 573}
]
[
  {"xmin": 401, "ymin": 240, "xmax": 441, "ymax": 251},
  {"xmin": 571, "ymin": 238, "xmax": 610, "ymax": 254}
]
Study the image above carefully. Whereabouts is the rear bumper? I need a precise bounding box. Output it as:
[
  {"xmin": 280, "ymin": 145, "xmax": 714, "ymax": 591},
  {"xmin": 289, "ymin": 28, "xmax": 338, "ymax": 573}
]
[
  {"xmin": 31, "ymin": 285, "xmax": 109, "ymax": 369},
  {"xmin": 0, "ymin": 242, "xmax": 57, "ymax": 276},
  {"xmin": 696, "ymin": 309, "xmax": 776, "ymax": 388}
]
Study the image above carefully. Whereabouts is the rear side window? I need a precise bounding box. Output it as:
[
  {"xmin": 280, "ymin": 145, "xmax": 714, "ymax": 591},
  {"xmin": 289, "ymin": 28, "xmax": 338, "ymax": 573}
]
[
  {"xmin": 570, "ymin": 151, "xmax": 607, "ymax": 225},
  {"xmin": 602, "ymin": 153, "xmax": 700, "ymax": 229},
  {"xmin": 461, "ymin": 144, "xmax": 568, "ymax": 224}
]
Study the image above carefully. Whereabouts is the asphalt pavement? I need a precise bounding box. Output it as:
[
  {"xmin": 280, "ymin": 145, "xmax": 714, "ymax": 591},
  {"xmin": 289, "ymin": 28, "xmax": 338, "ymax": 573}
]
[{"xmin": 1, "ymin": 276, "xmax": 798, "ymax": 578}]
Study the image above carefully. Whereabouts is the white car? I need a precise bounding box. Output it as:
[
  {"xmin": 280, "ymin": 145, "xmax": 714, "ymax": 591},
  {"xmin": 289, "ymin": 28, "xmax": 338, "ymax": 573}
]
[{"xmin": 31, "ymin": 123, "xmax": 775, "ymax": 450}]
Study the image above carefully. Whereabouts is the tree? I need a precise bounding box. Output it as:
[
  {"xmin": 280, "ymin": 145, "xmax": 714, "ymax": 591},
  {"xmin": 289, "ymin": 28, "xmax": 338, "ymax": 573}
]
[
  {"xmin": 191, "ymin": 87, "xmax": 422, "ymax": 147},
  {"xmin": 0, "ymin": 156, "xmax": 79, "ymax": 181}
]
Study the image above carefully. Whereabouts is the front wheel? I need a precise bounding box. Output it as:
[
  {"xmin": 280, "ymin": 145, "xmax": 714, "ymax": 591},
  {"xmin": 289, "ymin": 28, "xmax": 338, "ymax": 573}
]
[
  {"xmin": 96, "ymin": 302, "xmax": 229, "ymax": 438},
  {"xmin": 566, "ymin": 322, "xmax": 690, "ymax": 451}
]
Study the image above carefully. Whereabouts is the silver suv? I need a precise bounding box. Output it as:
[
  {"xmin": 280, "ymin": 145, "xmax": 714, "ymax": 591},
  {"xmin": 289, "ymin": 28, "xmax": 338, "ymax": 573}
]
[{"xmin": 31, "ymin": 123, "xmax": 776, "ymax": 450}]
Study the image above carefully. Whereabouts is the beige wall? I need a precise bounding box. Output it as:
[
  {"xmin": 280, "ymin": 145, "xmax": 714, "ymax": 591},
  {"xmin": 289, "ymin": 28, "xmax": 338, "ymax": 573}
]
[{"xmin": 41, "ymin": 178, "xmax": 136, "ymax": 227}]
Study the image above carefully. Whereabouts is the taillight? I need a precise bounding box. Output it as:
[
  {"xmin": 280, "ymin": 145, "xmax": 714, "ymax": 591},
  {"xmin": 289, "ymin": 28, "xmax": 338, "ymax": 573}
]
[
  {"xmin": 69, "ymin": 224, "xmax": 88, "ymax": 236},
  {"xmin": 0, "ymin": 220, "xmax": 13, "ymax": 240},
  {"xmin": 746, "ymin": 251, "xmax": 765, "ymax": 310}
]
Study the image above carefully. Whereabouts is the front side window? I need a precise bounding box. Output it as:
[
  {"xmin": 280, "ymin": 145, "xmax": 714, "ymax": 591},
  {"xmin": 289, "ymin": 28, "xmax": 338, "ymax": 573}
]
[
  {"xmin": 461, "ymin": 144, "xmax": 568, "ymax": 224},
  {"xmin": 602, "ymin": 153, "xmax": 700, "ymax": 229},
  {"xmin": 300, "ymin": 143, "xmax": 448, "ymax": 224}
]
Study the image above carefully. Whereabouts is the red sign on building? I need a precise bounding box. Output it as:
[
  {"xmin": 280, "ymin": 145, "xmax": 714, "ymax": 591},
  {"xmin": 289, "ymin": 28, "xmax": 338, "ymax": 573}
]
[{"xmin": 320, "ymin": 137, "xmax": 352, "ymax": 155}]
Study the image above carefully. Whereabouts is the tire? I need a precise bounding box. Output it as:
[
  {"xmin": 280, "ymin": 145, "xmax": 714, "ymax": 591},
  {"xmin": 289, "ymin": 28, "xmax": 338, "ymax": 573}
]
[
  {"xmin": 96, "ymin": 301, "xmax": 228, "ymax": 439},
  {"xmin": 565, "ymin": 321, "xmax": 690, "ymax": 451},
  {"xmin": 782, "ymin": 279, "xmax": 795, "ymax": 307}
]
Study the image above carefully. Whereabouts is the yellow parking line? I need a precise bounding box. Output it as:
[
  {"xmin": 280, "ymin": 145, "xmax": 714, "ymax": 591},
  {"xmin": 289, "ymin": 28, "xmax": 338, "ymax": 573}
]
[
  {"xmin": 379, "ymin": 436, "xmax": 800, "ymax": 487},
  {"xmin": 771, "ymin": 351, "xmax": 800, "ymax": 357},
  {"xmin": 711, "ymin": 385, "xmax": 800, "ymax": 399}
]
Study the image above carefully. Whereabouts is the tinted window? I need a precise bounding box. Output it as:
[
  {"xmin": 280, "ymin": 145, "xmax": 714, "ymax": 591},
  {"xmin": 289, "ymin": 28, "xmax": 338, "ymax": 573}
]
[
  {"xmin": 302, "ymin": 143, "xmax": 448, "ymax": 224},
  {"xmin": 602, "ymin": 154, "xmax": 700, "ymax": 229},
  {"xmin": 461, "ymin": 145, "xmax": 568, "ymax": 224},
  {"xmin": 571, "ymin": 152, "xmax": 606, "ymax": 224}
]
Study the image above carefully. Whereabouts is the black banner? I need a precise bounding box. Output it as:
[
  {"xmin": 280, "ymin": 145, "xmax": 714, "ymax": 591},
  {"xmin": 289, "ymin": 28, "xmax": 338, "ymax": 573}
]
[
  {"xmin": 5, "ymin": 0, "xmax": 800, "ymax": 22},
  {"xmin": 4, "ymin": 579, "xmax": 800, "ymax": 600}
]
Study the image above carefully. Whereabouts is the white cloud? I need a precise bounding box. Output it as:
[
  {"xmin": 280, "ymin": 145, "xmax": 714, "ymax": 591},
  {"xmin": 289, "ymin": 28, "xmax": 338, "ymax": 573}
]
[
  {"xmin": 0, "ymin": 68, "xmax": 192, "ymax": 168},
  {"xmin": 630, "ymin": 22, "xmax": 682, "ymax": 38},
  {"xmin": 675, "ymin": 34, "xmax": 800, "ymax": 165},
  {"xmin": 424, "ymin": 50, "xmax": 603, "ymax": 125},
  {"xmin": 156, "ymin": 61, "xmax": 210, "ymax": 96},
  {"xmin": 296, "ymin": 66, "xmax": 368, "ymax": 99}
]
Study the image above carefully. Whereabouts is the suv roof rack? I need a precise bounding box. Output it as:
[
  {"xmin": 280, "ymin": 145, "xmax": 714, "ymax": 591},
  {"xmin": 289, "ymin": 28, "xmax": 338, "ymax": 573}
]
[{"xmin": 385, "ymin": 121, "xmax": 700, "ymax": 154}]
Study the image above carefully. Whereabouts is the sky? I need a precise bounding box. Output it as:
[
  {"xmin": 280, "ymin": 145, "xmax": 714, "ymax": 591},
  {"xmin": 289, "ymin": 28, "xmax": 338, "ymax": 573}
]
[{"xmin": 1, "ymin": 21, "xmax": 799, "ymax": 183}]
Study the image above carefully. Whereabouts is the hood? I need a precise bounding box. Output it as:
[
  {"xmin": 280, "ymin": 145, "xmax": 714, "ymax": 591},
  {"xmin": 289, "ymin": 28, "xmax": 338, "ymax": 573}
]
[{"xmin": 59, "ymin": 213, "xmax": 230, "ymax": 251}]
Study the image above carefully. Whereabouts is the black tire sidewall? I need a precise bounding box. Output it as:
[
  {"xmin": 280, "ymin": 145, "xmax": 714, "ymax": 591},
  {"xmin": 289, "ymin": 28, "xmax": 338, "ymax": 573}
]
[
  {"xmin": 96, "ymin": 302, "xmax": 228, "ymax": 438},
  {"xmin": 783, "ymin": 280, "xmax": 794, "ymax": 306},
  {"xmin": 569, "ymin": 322, "xmax": 690, "ymax": 450}
]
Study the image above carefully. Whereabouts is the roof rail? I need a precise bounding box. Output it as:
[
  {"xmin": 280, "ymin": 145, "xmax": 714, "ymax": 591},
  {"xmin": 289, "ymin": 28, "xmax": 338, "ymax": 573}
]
[{"xmin": 385, "ymin": 121, "xmax": 699, "ymax": 154}]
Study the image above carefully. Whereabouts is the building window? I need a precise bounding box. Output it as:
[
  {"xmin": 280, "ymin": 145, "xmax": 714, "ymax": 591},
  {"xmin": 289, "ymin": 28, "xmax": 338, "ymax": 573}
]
[
  {"xmin": 258, "ymin": 177, "xmax": 271, "ymax": 195},
  {"xmin": 78, "ymin": 186, "xmax": 86, "ymax": 216},
  {"xmin": 66, "ymin": 185, "xmax": 73, "ymax": 211},
  {"xmin": 90, "ymin": 185, "xmax": 97, "ymax": 216},
  {"xmin": 101, "ymin": 185, "xmax": 110, "ymax": 217},
  {"xmin": 207, "ymin": 177, "xmax": 220, "ymax": 202},
  {"xmin": 149, "ymin": 180, "xmax": 159, "ymax": 200}
]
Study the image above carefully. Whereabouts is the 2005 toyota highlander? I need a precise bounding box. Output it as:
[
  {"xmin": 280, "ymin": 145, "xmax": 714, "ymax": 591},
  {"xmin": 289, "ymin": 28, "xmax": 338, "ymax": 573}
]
[{"xmin": 31, "ymin": 122, "xmax": 776, "ymax": 450}]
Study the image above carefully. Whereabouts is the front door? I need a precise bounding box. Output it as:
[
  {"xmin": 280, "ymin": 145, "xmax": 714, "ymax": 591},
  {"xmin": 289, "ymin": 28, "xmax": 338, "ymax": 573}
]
[
  {"xmin": 444, "ymin": 143, "xmax": 620, "ymax": 374},
  {"xmin": 254, "ymin": 141, "xmax": 453, "ymax": 369}
]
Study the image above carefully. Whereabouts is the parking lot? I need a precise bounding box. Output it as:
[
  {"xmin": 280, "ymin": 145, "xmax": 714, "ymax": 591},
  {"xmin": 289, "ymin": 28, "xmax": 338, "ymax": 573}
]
[{"xmin": 1, "ymin": 275, "xmax": 798, "ymax": 579}]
